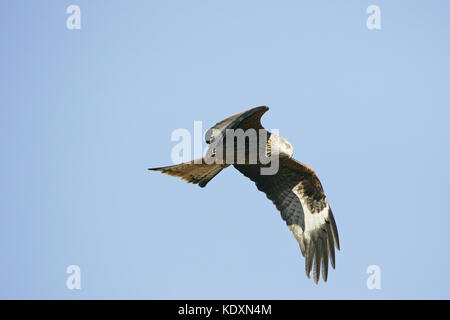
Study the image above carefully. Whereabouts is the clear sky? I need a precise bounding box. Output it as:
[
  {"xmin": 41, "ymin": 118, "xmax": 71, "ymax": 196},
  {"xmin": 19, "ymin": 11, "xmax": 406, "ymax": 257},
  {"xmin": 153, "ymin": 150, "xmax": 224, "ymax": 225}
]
[{"xmin": 0, "ymin": 0, "xmax": 449, "ymax": 299}]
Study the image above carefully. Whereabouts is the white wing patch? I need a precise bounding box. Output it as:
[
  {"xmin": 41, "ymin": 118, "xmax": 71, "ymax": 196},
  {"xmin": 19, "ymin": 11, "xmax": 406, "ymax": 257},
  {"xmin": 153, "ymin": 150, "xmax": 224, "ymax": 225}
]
[
  {"xmin": 301, "ymin": 198, "xmax": 329, "ymax": 240},
  {"xmin": 287, "ymin": 182, "xmax": 338, "ymax": 284},
  {"xmin": 288, "ymin": 182, "xmax": 330, "ymax": 240},
  {"xmin": 287, "ymin": 200, "xmax": 329, "ymax": 242}
]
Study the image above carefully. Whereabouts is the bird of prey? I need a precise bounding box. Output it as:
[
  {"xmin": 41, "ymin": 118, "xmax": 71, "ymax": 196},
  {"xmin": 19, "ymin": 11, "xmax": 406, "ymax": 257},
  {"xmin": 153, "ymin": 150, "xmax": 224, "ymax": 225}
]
[{"xmin": 149, "ymin": 106, "xmax": 340, "ymax": 284}]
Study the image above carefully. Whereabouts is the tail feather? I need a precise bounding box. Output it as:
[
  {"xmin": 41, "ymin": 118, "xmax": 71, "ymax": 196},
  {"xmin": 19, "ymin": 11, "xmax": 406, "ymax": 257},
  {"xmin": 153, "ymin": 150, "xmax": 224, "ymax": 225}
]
[{"xmin": 148, "ymin": 158, "xmax": 228, "ymax": 188}]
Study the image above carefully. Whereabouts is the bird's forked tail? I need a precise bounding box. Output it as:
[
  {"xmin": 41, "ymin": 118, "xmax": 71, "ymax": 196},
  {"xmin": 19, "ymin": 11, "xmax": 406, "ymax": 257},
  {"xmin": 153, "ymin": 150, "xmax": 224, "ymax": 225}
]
[{"xmin": 148, "ymin": 158, "xmax": 229, "ymax": 188}]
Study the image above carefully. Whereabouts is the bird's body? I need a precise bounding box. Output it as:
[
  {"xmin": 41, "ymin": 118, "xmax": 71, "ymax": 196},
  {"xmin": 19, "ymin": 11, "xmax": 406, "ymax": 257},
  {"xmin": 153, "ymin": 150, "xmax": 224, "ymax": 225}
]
[{"xmin": 149, "ymin": 106, "xmax": 339, "ymax": 284}]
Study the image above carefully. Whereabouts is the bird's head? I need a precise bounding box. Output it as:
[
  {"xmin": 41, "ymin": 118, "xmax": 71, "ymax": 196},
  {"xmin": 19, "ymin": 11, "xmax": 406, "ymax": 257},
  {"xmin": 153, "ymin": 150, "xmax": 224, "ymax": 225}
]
[
  {"xmin": 268, "ymin": 134, "xmax": 294, "ymax": 158},
  {"xmin": 280, "ymin": 136, "xmax": 294, "ymax": 158}
]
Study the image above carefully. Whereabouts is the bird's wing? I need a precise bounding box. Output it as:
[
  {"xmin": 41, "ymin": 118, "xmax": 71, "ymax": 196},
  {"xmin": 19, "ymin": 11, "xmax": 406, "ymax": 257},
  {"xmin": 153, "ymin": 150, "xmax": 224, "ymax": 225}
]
[
  {"xmin": 234, "ymin": 157, "xmax": 339, "ymax": 283},
  {"xmin": 149, "ymin": 159, "xmax": 229, "ymax": 188},
  {"xmin": 205, "ymin": 106, "xmax": 269, "ymax": 144},
  {"xmin": 149, "ymin": 107, "xmax": 267, "ymax": 186}
]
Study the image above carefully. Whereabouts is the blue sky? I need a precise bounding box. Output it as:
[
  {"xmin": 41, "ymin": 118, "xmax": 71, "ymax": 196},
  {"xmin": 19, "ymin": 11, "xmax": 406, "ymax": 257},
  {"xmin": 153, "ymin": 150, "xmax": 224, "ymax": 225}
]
[{"xmin": 0, "ymin": 0, "xmax": 449, "ymax": 299}]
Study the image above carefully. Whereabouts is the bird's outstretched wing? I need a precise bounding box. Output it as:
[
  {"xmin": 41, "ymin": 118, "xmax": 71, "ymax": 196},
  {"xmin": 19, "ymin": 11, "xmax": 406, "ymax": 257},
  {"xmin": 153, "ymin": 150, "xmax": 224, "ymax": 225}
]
[
  {"xmin": 234, "ymin": 157, "xmax": 340, "ymax": 283},
  {"xmin": 149, "ymin": 106, "xmax": 268, "ymax": 187},
  {"xmin": 205, "ymin": 106, "xmax": 269, "ymax": 144}
]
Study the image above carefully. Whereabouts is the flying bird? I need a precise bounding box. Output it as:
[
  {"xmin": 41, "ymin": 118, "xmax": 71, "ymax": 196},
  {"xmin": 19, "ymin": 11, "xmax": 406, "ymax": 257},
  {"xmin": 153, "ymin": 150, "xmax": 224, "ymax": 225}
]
[{"xmin": 149, "ymin": 106, "xmax": 340, "ymax": 284}]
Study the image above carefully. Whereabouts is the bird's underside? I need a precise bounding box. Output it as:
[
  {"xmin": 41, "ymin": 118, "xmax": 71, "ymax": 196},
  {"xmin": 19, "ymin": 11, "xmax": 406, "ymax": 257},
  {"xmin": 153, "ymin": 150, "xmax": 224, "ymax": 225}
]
[{"xmin": 149, "ymin": 106, "xmax": 340, "ymax": 284}]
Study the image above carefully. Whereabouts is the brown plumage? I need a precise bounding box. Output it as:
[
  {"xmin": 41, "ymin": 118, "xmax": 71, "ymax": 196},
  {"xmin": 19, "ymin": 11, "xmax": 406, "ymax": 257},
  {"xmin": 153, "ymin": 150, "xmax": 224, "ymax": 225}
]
[
  {"xmin": 149, "ymin": 106, "xmax": 340, "ymax": 284},
  {"xmin": 149, "ymin": 159, "xmax": 228, "ymax": 188}
]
